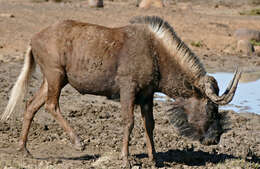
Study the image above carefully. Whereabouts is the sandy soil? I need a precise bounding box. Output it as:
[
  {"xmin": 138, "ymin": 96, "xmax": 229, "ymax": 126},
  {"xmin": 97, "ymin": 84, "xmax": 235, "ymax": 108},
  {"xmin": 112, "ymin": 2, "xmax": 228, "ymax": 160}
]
[{"xmin": 0, "ymin": 0, "xmax": 259, "ymax": 168}]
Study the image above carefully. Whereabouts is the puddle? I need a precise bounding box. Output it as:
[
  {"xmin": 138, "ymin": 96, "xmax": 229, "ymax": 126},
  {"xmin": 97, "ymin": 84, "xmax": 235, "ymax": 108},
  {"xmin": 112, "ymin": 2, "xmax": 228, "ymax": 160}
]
[
  {"xmin": 210, "ymin": 72, "xmax": 260, "ymax": 114},
  {"xmin": 154, "ymin": 92, "xmax": 173, "ymax": 102},
  {"xmin": 154, "ymin": 72, "xmax": 260, "ymax": 115}
]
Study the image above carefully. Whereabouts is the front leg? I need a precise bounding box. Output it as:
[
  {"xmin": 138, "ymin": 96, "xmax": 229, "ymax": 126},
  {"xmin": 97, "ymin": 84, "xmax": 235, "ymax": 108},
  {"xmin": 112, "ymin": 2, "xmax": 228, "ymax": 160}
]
[{"xmin": 120, "ymin": 82, "xmax": 136, "ymax": 167}]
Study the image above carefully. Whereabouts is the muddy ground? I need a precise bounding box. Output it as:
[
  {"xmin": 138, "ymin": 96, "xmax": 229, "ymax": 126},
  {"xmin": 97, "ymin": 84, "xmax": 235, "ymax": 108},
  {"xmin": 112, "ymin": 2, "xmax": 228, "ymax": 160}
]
[{"xmin": 0, "ymin": 0, "xmax": 259, "ymax": 168}]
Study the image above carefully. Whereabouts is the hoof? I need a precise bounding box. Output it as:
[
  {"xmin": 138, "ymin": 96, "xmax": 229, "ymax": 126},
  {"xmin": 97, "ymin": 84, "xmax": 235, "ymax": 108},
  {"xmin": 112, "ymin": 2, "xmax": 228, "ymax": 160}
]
[
  {"xmin": 150, "ymin": 154, "xmax": 163, "ymax": 167},
  {"xmin": 148, "ymin": 153, "xmax": 157, "ymax": 162},
  {"xmin": 17, "ymin": 146, "xmax": 33, "ymax": 158},
  {"xmin": 122, "ymin": 159, "xmax": 131, "ymax": 169},
  {"xmin": 120, "ymin": 153, "xmax": 131, "ymax": 169},
  {"xmin": 73, "ymin": 137, "xmax": 85, "ymax": 151}
]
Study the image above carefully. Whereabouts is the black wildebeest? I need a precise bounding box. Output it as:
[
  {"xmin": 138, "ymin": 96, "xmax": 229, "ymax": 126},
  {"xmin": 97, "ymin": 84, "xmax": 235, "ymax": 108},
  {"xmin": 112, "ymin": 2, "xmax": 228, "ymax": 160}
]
[{"xmin": 2, "ymin": 16, "xmax": 241, "ymax": 167}]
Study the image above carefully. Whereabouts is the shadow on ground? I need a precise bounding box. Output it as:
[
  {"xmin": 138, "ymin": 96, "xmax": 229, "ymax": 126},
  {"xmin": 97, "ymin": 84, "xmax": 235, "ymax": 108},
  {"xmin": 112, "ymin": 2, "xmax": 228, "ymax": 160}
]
[
  {"xmin": 34, "ymin": 154, "xmax": 100, "ymax": 161},
  {"xmin": 135, "ymin": 149, "xmax": 260, "ymax": 167}
]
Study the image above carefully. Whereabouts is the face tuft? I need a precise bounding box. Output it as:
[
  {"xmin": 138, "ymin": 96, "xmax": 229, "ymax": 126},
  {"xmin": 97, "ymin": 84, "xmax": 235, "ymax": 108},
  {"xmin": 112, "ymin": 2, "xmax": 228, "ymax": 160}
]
[{"xmin": 168, "ymin": 97, "xmax": 223, "ymax": 145}]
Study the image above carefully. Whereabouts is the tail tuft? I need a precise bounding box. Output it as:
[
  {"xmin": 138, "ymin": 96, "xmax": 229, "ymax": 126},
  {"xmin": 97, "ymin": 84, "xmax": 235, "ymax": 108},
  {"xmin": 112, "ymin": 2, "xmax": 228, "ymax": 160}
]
[{"xmin": 1, "ymin": 46, "xmax": 35, "ymax": 121}]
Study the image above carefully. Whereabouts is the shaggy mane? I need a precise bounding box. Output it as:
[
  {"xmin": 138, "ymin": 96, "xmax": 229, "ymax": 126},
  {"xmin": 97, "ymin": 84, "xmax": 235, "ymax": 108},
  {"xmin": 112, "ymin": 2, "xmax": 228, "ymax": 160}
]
[
  {"xmin": 130, "ymin": 16, "xmax": 206, "ymax": 80},
  {"xmin": 167, "ymin": 106, "xmax": 202, "ymax": 141}
]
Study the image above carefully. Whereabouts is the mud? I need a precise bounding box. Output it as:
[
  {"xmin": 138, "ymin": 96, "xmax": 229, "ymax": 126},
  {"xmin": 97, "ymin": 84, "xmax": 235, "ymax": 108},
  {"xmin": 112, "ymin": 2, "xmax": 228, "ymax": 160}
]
[{"xmin": 0, "ymin": 0, "xmax": 259, "ymax": 168}]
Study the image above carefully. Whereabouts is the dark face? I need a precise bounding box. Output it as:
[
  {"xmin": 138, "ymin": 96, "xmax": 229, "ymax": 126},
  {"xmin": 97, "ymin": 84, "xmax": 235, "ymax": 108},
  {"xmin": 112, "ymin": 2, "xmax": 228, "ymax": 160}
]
[{"xmin": 168, "ymin": 97, "xmax": 223, "ymax": 145}]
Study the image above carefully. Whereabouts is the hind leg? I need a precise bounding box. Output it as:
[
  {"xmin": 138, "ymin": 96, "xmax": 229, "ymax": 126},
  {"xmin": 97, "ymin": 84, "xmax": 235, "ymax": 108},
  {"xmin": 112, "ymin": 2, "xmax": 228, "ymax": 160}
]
[
  {"xmin": 44, "ymin": 72, "xmax": 83, "ymax": 151},
  {"xmin": 140, "ymin": 97, "xmax": 156, "ymax": 162},
  {"xmin": 18, "ymin": 79, "xmax": 48, "ymax": 156}
]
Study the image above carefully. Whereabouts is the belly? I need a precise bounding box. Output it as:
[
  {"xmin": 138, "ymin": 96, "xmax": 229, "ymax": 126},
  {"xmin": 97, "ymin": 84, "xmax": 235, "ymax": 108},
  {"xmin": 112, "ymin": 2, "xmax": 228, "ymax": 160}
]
[{"xmin": 66, "ymin": 70, "xmax": 119, "ymax": 97}]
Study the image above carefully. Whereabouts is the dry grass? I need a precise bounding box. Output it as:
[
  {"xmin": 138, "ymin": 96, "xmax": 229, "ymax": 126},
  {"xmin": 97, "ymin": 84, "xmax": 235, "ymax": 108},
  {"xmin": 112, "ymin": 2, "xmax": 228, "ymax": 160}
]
[
  {"xmin": 251, "ymin": 40, "xmax": 260, "ymax": 46},
  {"xmin": 239, "ymin": 8, "xmax": 260, "ymax": 15},
  {"xmin": 250, "ymin": 0, "xmax": 260, "ymax": 5},
  {"xmin": 191, "ymin": 41, "xmax": 204, "ymax": 47},
  {"xmin": 215, "ymin": 159, "xmax": 260, "ymax": 169}
]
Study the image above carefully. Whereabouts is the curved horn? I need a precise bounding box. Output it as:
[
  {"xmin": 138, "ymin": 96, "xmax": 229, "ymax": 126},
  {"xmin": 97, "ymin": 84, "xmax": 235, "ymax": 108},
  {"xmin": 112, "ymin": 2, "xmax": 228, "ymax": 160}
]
[{"xmin": 205, "ymin": 68, "xmax": 242, "ymax": 105}]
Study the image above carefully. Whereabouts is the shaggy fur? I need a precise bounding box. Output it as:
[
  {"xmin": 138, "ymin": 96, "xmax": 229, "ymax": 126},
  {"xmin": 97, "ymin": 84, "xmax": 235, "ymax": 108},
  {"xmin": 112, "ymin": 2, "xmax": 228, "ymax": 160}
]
[{"xmin": 167, "ymin": 106, "xmax": 202, "ymax": 141}]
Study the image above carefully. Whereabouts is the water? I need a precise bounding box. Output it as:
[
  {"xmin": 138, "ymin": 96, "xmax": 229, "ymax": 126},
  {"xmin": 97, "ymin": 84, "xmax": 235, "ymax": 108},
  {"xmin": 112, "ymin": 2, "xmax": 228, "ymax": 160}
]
[
  {"xmin": 154, "ymin": 72, "xmax": 260, "ymax": 115},
  {"xmin": 211, "ymin": 72, "xmax": 260, "ymax": 114}
]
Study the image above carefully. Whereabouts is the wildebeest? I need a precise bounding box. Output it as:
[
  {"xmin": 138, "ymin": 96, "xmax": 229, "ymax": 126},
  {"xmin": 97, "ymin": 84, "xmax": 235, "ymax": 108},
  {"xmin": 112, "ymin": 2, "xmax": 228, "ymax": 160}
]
[{"xmin": 1, "ymin": 16, "xmax": 241, "ymax": 167}]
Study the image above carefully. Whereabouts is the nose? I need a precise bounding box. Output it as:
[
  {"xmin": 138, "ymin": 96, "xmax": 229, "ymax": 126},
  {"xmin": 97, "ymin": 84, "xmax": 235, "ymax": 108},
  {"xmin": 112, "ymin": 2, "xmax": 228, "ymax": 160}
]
[
  {"xmin": 200, "ymin": 137, "xmax": 219, "ymax": 145},
  {"xmin": 201, "ymin": 122, "xmax": 222, "ymax": 145},
  {"xmin": 200, "ymin": 132, "xmax": 221, "ymax": 145}
]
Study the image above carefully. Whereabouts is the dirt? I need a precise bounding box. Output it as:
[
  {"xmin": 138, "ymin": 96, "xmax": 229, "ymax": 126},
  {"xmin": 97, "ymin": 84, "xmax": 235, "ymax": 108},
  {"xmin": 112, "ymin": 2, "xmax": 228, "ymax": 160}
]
[{"xmin": 0, "ymin": 0, "xmax": 259, "ymax": 168}]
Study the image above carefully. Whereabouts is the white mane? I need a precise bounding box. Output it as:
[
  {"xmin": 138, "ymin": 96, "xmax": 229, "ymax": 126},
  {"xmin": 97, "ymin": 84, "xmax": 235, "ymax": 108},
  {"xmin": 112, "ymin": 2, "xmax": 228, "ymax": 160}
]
[{"xmin": 130, "ymin": 16, "xmax": 206, "ymax": 79}]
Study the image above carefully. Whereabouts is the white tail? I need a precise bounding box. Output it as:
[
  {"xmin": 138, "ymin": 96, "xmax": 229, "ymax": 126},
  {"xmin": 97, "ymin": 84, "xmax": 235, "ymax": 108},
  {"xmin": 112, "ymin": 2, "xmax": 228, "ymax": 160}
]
[{"xmin": 1, "ymin": 46, "xmax": 35, "ymax": 120}]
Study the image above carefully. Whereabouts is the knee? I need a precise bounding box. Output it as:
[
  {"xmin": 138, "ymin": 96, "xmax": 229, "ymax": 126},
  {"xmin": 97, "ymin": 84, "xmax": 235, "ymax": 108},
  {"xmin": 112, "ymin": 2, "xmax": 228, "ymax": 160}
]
[
  {"xmin": 24, "ymin": 104, "xmax": 37, "ymax": 120},
  {"xmin": 45, "ymin": 102, "xmax": 57, "ymax": 116},
  {"xmin": 23, "ymin": 110, "xmax": 34, "ymax": 121},
  {"xmin": 25, "ymin": 99, "xmax": 33, "ymax": 109}
]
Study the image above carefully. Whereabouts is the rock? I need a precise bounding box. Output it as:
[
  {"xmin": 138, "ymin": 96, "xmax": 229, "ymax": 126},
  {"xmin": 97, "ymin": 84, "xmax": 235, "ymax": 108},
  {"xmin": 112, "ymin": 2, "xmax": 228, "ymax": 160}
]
[
  {"xmin": 3, "ymin": 167, "xmax": 17, "ymax": 169},
  {"xmin": 237, "ymin": 39, "xmax": 255, "ymax": 55},
  {"xmin": 234, "ymin": 28, "xmax": 260, "ymax": 41},
  {"xmin": 88, "ymin": 0, "xmax": 104, "ymax": 8},
  {"xmin": 178, "ymin": 2, "xmax": 192, "ymax": 10},
  {"xmin": 0, "ymin": 13, "xmax": 15, "ymax": 18},
  {"xmin": 255, "ymin": 46, "xmax": 260, "ymax": 56},
  {"xmin": 138, "ymin": 0, "xmax": 164, "ymax": 8}
]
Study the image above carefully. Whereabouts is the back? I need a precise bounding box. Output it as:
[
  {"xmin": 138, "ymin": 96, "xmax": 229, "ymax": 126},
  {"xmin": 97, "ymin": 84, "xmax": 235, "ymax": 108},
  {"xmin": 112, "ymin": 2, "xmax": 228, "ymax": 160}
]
[{"xmin": 31, "ymin": 20, "xmax": 154, "ymax": 97}]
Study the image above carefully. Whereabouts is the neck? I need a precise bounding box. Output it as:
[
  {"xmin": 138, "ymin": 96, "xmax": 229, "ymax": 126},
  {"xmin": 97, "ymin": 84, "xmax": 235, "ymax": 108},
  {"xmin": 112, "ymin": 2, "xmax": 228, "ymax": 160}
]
[{"xmin": 154, "ymin": 41, "xmax": 202, "ymax": 99}]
